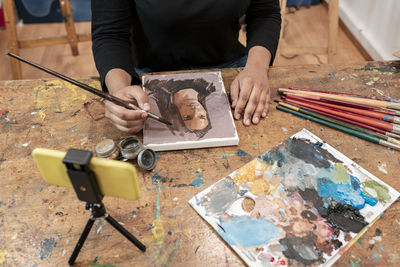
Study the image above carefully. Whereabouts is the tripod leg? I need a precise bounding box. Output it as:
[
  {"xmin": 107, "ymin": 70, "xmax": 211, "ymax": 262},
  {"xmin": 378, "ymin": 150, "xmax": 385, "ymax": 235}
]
[
  {"xmin": 68, "ymin": 218, "xmax": 96, "ymax": 265},
  {"xmin": 105, "ymin": 215, "xmax": 146, "ymax": 252}
]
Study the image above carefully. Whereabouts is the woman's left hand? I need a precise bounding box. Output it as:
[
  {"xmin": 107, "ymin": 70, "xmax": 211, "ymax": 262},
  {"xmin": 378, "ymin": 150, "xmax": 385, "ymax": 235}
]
[{"xmin": 230, "ymin": 46, "xmax": 271, "ymax": 126}]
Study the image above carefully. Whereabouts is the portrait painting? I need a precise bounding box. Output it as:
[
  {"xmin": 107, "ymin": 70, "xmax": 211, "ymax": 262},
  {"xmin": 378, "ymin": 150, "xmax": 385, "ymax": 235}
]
[
  {"xmin": 189, "ymin": 129, "xmax": 399, "ymax": 267},
  {"xmin": 142, "ymin": 72, "xmax": 239, "ymax": 151}
]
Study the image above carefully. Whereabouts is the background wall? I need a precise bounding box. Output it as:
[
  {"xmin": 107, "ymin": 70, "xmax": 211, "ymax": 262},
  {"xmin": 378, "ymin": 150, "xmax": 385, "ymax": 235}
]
[{"xmin": 332, "ymin": 0, "xmax": 400, "ymax": 60}]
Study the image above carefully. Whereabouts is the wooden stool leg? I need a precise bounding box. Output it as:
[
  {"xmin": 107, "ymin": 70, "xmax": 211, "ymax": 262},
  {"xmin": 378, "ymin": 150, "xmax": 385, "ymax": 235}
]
[
  {"xmin": 275, "ymin": 0, "xmax": 287, "ymax": 64},
  {"xmin": 328, "ymin": 0, "xmax": 339, "ymax": 64},
  {"xmin": 59, "ymin": 0, "xmax": 79, "ymax": 56},
  {"xmin": 4, "ymin": 0, "xmax": 22, "ymax": 79}
]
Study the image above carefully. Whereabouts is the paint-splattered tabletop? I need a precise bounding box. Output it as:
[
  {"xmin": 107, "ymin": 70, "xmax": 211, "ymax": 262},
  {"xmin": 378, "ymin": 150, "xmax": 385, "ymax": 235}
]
[{"xmin": 0, "ymin": 61, "xmax": 399, "ymax": 266}]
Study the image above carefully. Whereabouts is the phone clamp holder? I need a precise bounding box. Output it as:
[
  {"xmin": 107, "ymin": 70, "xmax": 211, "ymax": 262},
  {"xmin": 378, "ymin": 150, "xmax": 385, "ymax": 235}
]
[{"xmin": 62, "ymin": 149, "xmax": 146, "ymax": 266}]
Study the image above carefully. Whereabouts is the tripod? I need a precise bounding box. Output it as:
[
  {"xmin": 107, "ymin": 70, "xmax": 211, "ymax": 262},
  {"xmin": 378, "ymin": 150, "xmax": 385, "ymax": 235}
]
[{"xmin": 62, "ymin": 149, "xmax": 146, "ymax": 266}]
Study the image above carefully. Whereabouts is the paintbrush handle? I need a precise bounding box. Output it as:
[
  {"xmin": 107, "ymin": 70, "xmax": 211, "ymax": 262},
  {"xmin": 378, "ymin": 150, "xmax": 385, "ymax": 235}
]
[
  {"xmin": 285, "ymin": 94, "xmax": 400, "ymax": 123},
  {"xmin": 289, "ymin": 87, "xmax": 397, "ymax": 102},
  {"xmin": 279, "ymin": 88, "xmax": 400, "ymax": 110},
  {"xmin": 276, "ymin": 105, "xmax": 400, "ymax": 151},
  {"xmin": 285, "ymin": 92, "xmax": 400, "ymax": 116},
  {"xmin": 5, "ymin": 52, "xmax": 172, "ymax": 126},
  {"xmin": 283, "ymin": 96, "xmax": 399, "ymax": 133},
  {"xmin": 277, "ymin": 101, "xmax": 400, "ymax": 146}
]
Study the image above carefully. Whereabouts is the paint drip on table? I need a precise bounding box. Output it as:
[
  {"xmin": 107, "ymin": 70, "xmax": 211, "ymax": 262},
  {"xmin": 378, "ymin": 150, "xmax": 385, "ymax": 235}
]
[{"xmin": 189, "ymin": 129, "xmax": 399, "ymax": 267}]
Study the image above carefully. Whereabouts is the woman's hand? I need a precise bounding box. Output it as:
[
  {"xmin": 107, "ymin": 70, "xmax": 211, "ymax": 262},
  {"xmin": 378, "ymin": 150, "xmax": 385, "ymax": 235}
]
[
  {"xmin": 230, "ymin": 46, "xmax": 272, "ymax": 126},
  {"xmin": 105, "ymin": 85, "xmax": 150, "ymax": 133},
  {"xmin": 105, "ymin": 69, "xmax": 150, "ymax": 133}
]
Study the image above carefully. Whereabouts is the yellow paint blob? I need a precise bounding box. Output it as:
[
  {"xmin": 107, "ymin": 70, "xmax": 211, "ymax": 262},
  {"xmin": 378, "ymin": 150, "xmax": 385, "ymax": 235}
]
[
  {"xmin": 234, "ymin": 159, "xmax": 268, "ymax": 184},
  {"xmin": 251, "ymin": 178, "xmax": 270, "ymax": 195},
  {"xmin": 88, "ymin": 80, "xmax": 102, "ymax": 90},
  {"xmin": 0, "ymin": 249, "xmax": 7, "ymax": 264},
  {"xmin": 151, "ymin": 219, "xmax": 165, "ymax": 245},
  {"xmin": 331, "ymin": 163, "xmax": 350, "ymax": 183},
  {"xmin": 38, "ymin": 110, "xmax": 46, "ymax": 121},
  {"xmin": 183, "ymin": 228, "xmax": 191, "ymax": 239}
]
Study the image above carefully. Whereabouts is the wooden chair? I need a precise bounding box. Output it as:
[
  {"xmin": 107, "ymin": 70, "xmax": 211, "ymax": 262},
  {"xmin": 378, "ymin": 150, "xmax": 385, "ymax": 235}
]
[
  {"xmin": 276, "ymin": 0, "xmax": 339, "ymax": 64},
  {"xmin": 3, "ymin": 0, "xmax": 91, "ymax": 79}
]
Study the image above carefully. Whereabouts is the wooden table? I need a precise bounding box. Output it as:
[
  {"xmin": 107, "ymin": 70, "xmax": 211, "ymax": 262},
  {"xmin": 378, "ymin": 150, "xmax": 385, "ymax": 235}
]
[{"xmin": 0, "ymin": 61, "xmax": 399, "ymax": 267}]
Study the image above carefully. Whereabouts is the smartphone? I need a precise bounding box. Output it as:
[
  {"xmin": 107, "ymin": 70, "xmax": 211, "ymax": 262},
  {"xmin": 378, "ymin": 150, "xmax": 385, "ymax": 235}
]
[{"xmin": 32, "ymin": 148, "xmax": 140, "ymax": 200}]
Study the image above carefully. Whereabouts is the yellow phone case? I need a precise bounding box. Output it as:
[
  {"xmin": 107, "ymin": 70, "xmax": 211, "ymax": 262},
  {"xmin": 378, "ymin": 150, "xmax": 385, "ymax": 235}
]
[{"xmin": 32, "ymin": 148, "xmax": 140, "ymax": 200}]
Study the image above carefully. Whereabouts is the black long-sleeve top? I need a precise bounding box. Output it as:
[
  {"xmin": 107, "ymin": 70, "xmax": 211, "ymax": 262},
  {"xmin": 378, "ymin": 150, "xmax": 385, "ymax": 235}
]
[{"xmin": 91, "ymin": 0, "xmax": 281, "ymax": 90}]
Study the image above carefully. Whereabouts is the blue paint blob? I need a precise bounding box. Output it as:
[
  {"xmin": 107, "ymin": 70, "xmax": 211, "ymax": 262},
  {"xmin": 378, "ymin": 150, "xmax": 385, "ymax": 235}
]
[
  {"xmin": 237, "ymin": 149, "xmax": 247, "ymax": 157},
  {"xmin": 317, "ymin": 175, "xmax": 378, "ymax": 209},
  {"xmin": 152, "ymin": 172, "xmax": 162, "ymax": 185},
  {"xmin": 132, "ymin": 211, "xmax": 137, "ymax": 215},
  {"xmin": 379, "ymin": 246, "xmax": 384, "ymax": 251},
  {"xmin": 192, "ymin": 171, "xmax": 205, "ymax": 188},
  {"xmin": 383, "ymin": 115, "xmax": 394, "ymax": 121},
  {"xmin": 218, "ymin": 216, "xmax": 281, "ymax": 247},
  {"xmin": 39, "ymin": 238, "xmax": 56, "ymax": 260},
  {"xmin": 192, "ymin": 177, "xmax": 204, "ymax": 188},
  {"xmin": 373, "ymin": 253, "xmax": 379, "ymax": 263}
]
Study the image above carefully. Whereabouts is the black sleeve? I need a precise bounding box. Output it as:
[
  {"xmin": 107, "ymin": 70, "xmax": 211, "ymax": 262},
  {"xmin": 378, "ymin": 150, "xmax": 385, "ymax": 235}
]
[
  {"xmin": 245, "ymin": 0, "xmax": 282, "ymax": 65},
  {"xmin": 91, "ymin": 0, "xmax": 141, "ymax": 92}
]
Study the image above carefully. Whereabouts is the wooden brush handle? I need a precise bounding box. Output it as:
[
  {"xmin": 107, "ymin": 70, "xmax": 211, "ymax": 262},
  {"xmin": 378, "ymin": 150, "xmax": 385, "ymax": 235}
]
[{"xmin": 279, "ymin": 88, "xmax": 391, "ymax": 109}]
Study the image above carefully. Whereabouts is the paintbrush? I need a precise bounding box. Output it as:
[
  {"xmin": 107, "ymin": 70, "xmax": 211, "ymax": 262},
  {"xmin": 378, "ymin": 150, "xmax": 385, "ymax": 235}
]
[
  {"xmin": 281, "ymin": 96, "xmax": 400, "ymax": 139},
  {"xmin": 288, "ymin": 87, "xmax": 400, "ymax": 103},
  {"xmin": 275, "ymin": 100, "xmax": 400, "ymax": 146},
  {"xmin": 282, "ymin": 97, "xmax": 400, "ymax": 139},
  {"xmin": 278, "ymin": 88, "xmax": 400, "ymax": 110},
  {"xmin": 282, "ymin": 96, "xmax": 400, "ymax": 134},
  {"xmin": 276, "ymin": 105, "xmax": 400, "ymax": 151},
  {"xmin": 284, "ymin": 92, "xmax": 400, "ymax": 116},
  {"xmin": 5, "ymin": 52, "xmax": 172, "ymax": 126},
  {"xmin": 284, "ymin": 95, "xmax": 400, "ymax": 124}
]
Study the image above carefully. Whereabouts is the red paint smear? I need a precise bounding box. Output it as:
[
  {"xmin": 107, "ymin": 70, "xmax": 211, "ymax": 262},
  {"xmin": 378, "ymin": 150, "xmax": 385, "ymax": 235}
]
[
  {"xmin": 0, "ymin": 109, "xmax": 8, "ymax": 114},
  {"xmin": 270, "ymin": 257, "xmax": 275, "ymax": 262},
  {"xmin": 279, "ymin": 260, "xmax": 286, "ymax": 265}
]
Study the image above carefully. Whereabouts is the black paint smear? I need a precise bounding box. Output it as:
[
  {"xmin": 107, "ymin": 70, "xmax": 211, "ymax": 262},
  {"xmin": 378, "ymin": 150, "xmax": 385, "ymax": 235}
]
[
  {"xmin": 362, "ymin": 61, "xmax": 400, "ymax": 74},
  {"xmin": 259, "ymin": 146, "xmax": 287, "ymax": 168},
  {"xmin": 298, "ymin": 188, "xmax": 327, "ymax": 218},
  {"xmin": 286, "ymin": 138, "xmax": 341, "ymax": 168},
  {"xmin": 326, "ymin": 202, "xmax": 368, "ymax": 233},
  {"xmin": 279, "ymin": 232, "xmax": 324, "ymax": 266},
  {"xmin": 375, "ymin": 228, "xmax": 382, "ymax": 236},
  {"xmin": 301, "ymin": 210, "xmax": 318, "ymax": 221},
  {"xmin": 331, "ymin": 239, "xmax": 343, "ymax": 250},
  {"xmin": 171, "ymin": 183, "xmax": 192, "ymax": 188},
  {"xmin": 299, "ymin": 188, "xmax": 368, "ymax": 233}
]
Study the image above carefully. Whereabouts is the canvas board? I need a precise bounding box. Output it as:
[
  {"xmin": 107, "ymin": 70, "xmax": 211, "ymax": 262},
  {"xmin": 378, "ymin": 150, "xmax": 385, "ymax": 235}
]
[
  {"xmin": 142, "ymin": 72, "xmax": 239, "ymax": 151},
  {"xmin": 189, "ymin": 129, "xmax": 399, "ymax": 267}
]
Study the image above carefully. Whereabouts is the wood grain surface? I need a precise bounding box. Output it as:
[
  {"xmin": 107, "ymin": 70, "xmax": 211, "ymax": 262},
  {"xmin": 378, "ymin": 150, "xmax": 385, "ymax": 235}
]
[{"xmin": 0, "ymin": 61, "xmax": 399, "ymax": 267}]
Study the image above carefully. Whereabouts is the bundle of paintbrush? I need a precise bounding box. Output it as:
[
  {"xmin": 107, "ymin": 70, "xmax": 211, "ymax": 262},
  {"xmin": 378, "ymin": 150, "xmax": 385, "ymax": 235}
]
[{"xmin": 276, "ymin": 87, "xmax": 400, "ymax": 151}]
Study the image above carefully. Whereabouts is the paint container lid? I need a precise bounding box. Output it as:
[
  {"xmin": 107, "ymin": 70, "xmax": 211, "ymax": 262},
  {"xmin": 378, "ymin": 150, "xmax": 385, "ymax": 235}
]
[
  {"xmin": 119, "ymin": 136, "xmax": 142, "ymax": 160},
  {"xmin": 95, "ymin": 139, "xmax": 119, "ymax": 159},
  {"xmin": 137, "ymin": 148, "xmax": 157, "ymax": 171}
]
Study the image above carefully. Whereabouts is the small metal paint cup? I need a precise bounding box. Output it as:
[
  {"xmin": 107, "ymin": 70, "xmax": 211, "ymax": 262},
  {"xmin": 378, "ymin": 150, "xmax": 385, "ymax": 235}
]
[
  {"xmin": 95, "ymin": 139, "xmax": 120, "ymax": 159},
  {"xmin": 119, "ymin": 136, "xmax": 157, "ymax": 170},
  {"xmin": 137, "ymin": 149, "xmax": 157, "ymax": 171},
  {"xmin": 119, "ymin": 136, "xmax": 142, "ymax": 160}
]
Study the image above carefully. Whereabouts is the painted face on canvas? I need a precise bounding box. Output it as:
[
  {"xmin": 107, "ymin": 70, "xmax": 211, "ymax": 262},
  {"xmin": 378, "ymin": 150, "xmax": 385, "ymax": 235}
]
[{"xmin": 173, "ymin": 88, "xmax": 209, "ymax": 130}]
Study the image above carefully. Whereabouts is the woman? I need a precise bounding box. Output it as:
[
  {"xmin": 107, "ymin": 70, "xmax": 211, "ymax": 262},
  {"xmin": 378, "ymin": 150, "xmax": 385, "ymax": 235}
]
[
  {"xmin": 91, "ymin": 0, "xmax": 281, "ymax": 133},
  {"xmin": 144, "ymin": 78, "xmax": 215, "ymax": 138}
]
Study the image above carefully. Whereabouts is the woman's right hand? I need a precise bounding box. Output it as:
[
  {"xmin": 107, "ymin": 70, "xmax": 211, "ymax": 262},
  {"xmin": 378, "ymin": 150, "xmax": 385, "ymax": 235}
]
[{"xmin": 106, "ymin": 85, "xmax": 150, "ymax": 133}]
